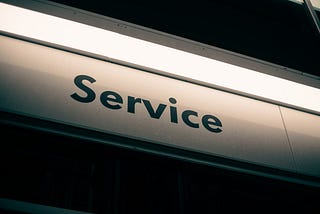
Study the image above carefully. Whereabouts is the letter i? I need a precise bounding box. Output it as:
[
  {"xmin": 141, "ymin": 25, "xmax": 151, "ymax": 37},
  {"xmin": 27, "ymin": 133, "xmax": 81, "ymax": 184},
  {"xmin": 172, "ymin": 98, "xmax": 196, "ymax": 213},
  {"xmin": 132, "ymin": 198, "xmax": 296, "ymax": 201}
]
[{"xmin": 169, "ymin": 97, "xmax": 178, "ymax": 123}]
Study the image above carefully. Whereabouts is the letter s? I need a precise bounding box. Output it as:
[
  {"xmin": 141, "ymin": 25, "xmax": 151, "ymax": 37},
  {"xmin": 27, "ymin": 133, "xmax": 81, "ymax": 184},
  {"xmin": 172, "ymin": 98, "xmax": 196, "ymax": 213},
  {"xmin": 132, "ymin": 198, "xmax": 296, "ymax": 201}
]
[{"xmin": 71, "ymin": 75, "xmax": 96, "ymax": 103}]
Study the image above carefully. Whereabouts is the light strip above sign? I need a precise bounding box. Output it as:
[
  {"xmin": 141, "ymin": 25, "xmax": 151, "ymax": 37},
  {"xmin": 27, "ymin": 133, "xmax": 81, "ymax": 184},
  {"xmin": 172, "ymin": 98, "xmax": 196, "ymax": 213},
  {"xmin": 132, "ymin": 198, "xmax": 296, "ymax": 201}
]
[{"xmin": 0, "ymin": 2, "xmax": 320, "ymax": 114}]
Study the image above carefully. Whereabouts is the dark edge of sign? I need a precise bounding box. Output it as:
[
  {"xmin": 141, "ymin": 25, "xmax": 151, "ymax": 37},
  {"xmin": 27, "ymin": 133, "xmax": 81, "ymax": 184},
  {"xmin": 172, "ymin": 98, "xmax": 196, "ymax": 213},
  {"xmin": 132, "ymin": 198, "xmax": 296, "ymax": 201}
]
[{"xmin": 1, "ymin": 110, "xmax": 320, "ymax": 189}]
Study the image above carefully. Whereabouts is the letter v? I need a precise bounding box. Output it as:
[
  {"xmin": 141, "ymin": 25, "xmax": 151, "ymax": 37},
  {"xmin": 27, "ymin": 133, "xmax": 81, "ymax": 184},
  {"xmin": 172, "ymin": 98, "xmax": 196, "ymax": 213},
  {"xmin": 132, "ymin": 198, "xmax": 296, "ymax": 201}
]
[{"xmin": 142, "ymin": 99, "xmax": 167, "ymax": 119}]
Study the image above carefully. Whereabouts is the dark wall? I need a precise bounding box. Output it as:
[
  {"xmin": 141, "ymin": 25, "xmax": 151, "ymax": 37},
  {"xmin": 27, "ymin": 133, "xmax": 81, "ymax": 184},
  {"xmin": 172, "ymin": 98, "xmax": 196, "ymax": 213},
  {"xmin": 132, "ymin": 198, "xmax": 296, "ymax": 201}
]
[{"xmin": 1, "ymin": 113, "xmax": 320, "ymax": 214}]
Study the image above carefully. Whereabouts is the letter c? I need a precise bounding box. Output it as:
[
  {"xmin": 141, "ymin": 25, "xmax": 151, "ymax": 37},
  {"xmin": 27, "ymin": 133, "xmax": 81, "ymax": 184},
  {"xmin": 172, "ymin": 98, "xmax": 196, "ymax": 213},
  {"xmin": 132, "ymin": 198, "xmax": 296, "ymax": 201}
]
[{"xmin": 182, "ymin": 110, "xmax": 199, "ymax": 128}]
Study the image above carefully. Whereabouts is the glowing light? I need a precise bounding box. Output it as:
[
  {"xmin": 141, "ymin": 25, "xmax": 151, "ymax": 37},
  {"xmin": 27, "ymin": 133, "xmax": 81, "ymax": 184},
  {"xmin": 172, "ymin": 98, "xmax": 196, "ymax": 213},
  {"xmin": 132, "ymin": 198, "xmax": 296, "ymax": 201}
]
[{"xmin": 0, "ymin": 3, "xmax": 319, "ymax": 113}]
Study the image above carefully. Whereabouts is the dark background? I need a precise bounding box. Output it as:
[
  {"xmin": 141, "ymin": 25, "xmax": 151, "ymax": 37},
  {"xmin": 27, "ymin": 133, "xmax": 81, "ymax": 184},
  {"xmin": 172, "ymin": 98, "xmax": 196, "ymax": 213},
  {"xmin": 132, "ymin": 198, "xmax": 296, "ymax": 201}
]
[{"xmin": 49, "ymin": 0, "xmax": 320, "ymax": 78}]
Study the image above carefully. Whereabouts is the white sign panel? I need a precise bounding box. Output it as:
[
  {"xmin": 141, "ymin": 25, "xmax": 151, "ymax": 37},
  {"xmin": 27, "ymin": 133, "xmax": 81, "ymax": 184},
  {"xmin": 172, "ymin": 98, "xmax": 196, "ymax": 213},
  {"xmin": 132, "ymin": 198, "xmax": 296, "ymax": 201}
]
[
  {"xmin": 280, "ymin": 107, "xmax": 320, "ymax": 177},
  {"xmin": 0, "ymin": 35, "xmax": 297, "ymax": 173}
]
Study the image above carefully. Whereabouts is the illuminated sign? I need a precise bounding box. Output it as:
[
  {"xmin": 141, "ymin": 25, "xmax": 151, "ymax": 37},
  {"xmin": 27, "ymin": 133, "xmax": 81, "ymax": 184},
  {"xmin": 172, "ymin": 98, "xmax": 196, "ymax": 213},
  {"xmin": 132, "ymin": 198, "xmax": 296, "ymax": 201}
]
[
  {"xmin": 0, "ymin": 1, "xmax": 319, "ymax": 180},
  {"xmin": 0, "ymin": 2, "xmax": 319, "ymax": 114},
  {"xmin": 0, "ymin": 35, "xmax": 297, "ymax": 174}
]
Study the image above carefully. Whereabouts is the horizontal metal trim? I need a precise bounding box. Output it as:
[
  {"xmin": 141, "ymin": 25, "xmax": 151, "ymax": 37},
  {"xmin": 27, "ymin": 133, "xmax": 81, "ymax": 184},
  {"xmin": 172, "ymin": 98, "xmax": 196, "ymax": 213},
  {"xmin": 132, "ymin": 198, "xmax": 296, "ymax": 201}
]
[{"xmin": 0, "ymin": 198, "xmax": 92, "ymax": 214}]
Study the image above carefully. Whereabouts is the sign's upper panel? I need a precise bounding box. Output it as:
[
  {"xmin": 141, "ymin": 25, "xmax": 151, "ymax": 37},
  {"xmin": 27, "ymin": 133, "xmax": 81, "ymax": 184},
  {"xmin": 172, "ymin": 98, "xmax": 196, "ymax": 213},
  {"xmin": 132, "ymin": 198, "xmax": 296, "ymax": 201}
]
[
  {"xmin": 1, "ymin": 1, "xmax": 320, "ymax": 115},
  {"xmin": 47, "ymin": 0, "xmax": 320, "ymax": 78}
]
